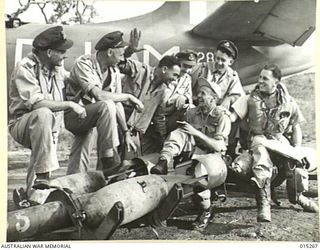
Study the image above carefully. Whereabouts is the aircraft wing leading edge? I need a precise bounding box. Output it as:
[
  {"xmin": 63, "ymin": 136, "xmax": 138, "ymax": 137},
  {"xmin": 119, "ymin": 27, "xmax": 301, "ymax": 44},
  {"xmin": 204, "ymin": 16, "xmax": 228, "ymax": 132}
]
[{"xmin": 192, "ymin": 0, "xmax": 316, "ymax": 46}]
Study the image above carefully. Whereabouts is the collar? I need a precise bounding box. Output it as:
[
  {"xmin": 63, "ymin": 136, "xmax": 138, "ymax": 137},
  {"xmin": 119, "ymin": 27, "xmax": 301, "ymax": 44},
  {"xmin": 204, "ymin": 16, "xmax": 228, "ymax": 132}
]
[
  {"xmin": 195, "ymin": 105, "xmax": 218, "ymax": 117},
  {"xmin": 92, "ymin": 52, "xmax": 105, "ymax": 79},
  {"xmin": 253, "ymin": 83, "xmax": 290, "ymax": 105},
  {"xmin": 30, "ymin": 52, "xmax": 59, "ymax": 76},
  {"xmin": 207, "ymin": 62, "xmax": 233, "ymax": 77}
]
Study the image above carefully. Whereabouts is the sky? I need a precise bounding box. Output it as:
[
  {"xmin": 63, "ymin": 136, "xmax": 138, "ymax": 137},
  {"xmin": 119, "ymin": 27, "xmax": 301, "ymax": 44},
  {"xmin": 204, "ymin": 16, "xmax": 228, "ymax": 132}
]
[{"xmin": 5, "ymin": 0, "xmax": 165, "ymax": 23}]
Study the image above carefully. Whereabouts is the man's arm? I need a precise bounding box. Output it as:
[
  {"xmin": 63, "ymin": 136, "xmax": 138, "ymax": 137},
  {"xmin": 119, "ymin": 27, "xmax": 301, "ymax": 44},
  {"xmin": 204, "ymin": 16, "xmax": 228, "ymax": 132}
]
[
  {"xmin": 291, "ymin": 123, "xmax": 302, "ymax": 147},
  {"xmin": 289, "ymin": 98, "xmax": 305, "ymax": 147},
  {"xmin": 90, "ymin": 86, "xmax": 144, "ymax": 112},
  {"xmin": 194, "ymin": 131, "xmax": 228, "ymax": 152},
  {"xmin": 220, "ymin": 72, "xmax": 245, "ymax": 109},
  {"xmin": 33, "ymin": 100, "xmax": 86, "ymax": 118},
  {"xmin": 13, "ymin": 61, "xmax": 86, "ymax": 117},
  {"xmin": 230, "ymin": 94, "xmax": 249, "ymax": 121},
  {"xmin": 178, "ymin": 121, "xmax": 227, "ymax": 152},
  {"xmin": 115, "ymin": 102, "xmax": 137, "ymax": 152},
  {"xmin": 124, "ymin": 28, "xmax": 144, "ymax": 58}
]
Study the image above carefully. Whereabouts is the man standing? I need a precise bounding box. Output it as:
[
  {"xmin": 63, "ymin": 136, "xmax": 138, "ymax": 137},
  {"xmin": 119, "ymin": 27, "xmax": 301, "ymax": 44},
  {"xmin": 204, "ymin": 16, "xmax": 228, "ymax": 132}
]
[
  {"xmin": 9, "ymin": 26, "xmax": 86, "ymax": 193},
  {"xmin": 65, "ymin": 31, "xmax": 144, "ymax": 176},
  {"xmin": 230, "ymin": 64, "xmax": 318, "ymax": 222},
  {"xmin": 151, "ymin": 77, "xmax": 231, "ymax": 230}
]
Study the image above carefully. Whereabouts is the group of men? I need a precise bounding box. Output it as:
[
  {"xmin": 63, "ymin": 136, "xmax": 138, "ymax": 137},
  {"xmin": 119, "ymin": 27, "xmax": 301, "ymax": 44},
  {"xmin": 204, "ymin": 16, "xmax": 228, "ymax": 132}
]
[{"xmin": 9, "ymin": 26, "xmax": 318, "ymax": 231}]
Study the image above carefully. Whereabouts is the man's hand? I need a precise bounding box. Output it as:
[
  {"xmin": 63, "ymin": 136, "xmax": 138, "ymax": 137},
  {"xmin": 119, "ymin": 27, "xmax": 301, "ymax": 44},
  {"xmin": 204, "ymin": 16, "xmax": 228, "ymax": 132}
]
[
  {"xmin": 177, "ymin": 121, "xmax": 200, "ymax": 137},
  {"xmin": 69, "ymin": 102, "xmax": 87, "ymax": 119},
  {"xmin": 125, "ymin": 132, "xmax": 137, "ymax": 153},
  {"xmin": 129, "ymin": 28, "xmax": 144, "ymax": 53},
  {"xmin": 175, "ymin": 95, "xmax": 187, "ymax": 110},
  {"xmin": 129, "ymin": 95, "xmax": 144, "ymax": 112},
  {"xmin": 220, "ymin": 98, "xmax": 231, "ymax": 110}
]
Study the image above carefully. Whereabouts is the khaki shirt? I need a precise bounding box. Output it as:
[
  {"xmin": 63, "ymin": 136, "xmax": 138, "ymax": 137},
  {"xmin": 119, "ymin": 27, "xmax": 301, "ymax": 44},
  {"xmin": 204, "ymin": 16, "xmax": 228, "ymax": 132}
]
[
  {"xmin": 232, "ymin": 84, "xmax": 304, "ymax": 137},
  {"xmin": 192, "ymin": 62, "xmax": 244, "ymax": 106},
  {"xmin": 66, "ymin": 53, "xmax": 121, "ymax": 104},
  {"xmin": 9, "ymin": 52, "xmax": 67, "ymax": 130},
  {"xmin": 162, "ymin": 73, "xmax": 192, "ymax": 107},
  {"xmin": 185, "ymin": 106, "xmax": 231, "ymax": 147},
  {"xmin": 120, "ymin": 59, "xmax": 166, "ymax": 133}
]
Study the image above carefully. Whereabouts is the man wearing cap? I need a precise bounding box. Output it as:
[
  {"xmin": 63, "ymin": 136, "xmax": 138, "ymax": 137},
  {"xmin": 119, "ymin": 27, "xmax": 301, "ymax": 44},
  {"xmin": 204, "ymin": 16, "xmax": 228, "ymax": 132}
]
[
  {"xmin": 193, "ymin": 40, "xmax": 243, "ymax": 107},
  {"xmin": 229, "ymin": 64, "xmax": 318, "ymax": 222},
  {"xmin": 152, "ymin": 50, "xmax": 197, "ymax": 145},
  {"xmin": 151, "ymin": 77, "xmax": 231, "ymax": 230},
  {"xmin": 9, "ymin": 26, "xmax": 86, "ymax": 193},
  {"xmin": 192, "ymin": 40, "xmax": 244, "ymax": 158},
  {"xmin": 65, "ymin": 30, "xmax": 144, "ymax": 176}
]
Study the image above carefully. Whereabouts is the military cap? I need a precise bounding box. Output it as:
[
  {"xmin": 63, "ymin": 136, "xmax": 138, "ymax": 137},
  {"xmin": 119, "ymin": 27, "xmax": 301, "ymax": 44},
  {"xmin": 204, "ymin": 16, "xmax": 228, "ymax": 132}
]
[
  {"xmin": 33, "ymin": 26, "xmax": 73, "ymax": 50},
  {"xmin": 95, "ymin": 31, "xmax": 128, "ymax": 51},
  {"xmin": 176, "ymin": 50, "xmax": 198, "ymax": 66},
  {"xmin": 198, "ymin": 77, "xmax": 221, "ymax": 98},
  {"xmin": 216, "ymin": 40, "xmax": 238, "ymax": 60}
]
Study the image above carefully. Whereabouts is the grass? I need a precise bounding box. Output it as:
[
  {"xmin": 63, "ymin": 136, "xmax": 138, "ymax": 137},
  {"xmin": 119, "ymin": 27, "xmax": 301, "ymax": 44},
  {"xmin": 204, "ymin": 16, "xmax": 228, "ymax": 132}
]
[{"xmin": 282, "ymin": 73, "xmax": 315, "ymax": 143}]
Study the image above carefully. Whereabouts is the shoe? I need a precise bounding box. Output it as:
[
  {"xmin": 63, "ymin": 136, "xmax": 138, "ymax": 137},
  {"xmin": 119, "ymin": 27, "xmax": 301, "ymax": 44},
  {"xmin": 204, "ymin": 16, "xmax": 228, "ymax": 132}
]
[
  {"xmin": 271, "ymin": 187, "xmax": 282, "ymax": 206},
  {"xmin": 151, "ymin": 158, "xmax": 168, "ymax": 175},
  {"xmin": 13, "ymin": 188, "xmax": 31, "ymax": 208},
  {"xmin": 32, "ymin": 172, "xmax": 50, "ymax": 190},
  {"xmin": 192, "ymin": 207, "xmax": 213, "ymax": 230},
  {"xmin": 101, "ymin": 156, "xmax": 121, "ymax": 179}
]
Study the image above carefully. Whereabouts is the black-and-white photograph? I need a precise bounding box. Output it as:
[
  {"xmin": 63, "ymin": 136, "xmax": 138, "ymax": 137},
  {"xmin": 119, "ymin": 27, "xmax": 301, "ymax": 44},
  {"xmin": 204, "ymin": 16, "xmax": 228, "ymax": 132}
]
[{"xmin": 5, "ymin": 0, "xmax": 319, "ymax": 244}]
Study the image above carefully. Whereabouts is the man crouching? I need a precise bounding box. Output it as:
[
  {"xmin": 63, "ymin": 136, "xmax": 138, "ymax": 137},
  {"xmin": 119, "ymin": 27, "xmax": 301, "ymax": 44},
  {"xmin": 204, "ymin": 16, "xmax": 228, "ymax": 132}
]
[{"xmin": 151, "ymin": 77, "xmax": 231, "ymax": 230}]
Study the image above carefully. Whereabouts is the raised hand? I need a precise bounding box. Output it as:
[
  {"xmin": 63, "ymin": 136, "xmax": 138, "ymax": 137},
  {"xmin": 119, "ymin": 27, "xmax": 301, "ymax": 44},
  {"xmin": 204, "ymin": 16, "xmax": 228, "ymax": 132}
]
[{"xmin": 129, "ymin": 28, "xmax": 144, "ymax": 52}]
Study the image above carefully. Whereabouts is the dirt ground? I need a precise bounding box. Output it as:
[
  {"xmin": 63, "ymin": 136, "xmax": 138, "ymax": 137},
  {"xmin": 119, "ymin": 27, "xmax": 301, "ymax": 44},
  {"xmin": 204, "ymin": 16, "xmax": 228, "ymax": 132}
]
[
  {"xmin": 7, "ymin": 139, "xmax": 319, "ymax": 242},
  {"xmin": 6, "ymin": 73, "xmax": 319, "ymax": 242}
]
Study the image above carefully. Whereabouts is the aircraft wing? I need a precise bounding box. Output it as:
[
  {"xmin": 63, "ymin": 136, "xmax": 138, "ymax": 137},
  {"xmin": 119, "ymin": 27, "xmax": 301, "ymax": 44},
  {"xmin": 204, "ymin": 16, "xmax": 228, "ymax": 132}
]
[{"xmin": 192, "ymin": 0, "xmax": 316, "ymax": 46}]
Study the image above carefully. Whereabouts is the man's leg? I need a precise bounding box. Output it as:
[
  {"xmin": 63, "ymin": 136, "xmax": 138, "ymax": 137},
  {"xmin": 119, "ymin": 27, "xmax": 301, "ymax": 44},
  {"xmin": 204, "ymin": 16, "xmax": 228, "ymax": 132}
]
[
  {"xmin": 226, "ymin": 121, "xmax": 240, "ymax": 160},
  {"xmin": 192, "ymin": 189, "xmax": 212, "ymax": 230},
  {"xmin": 9, "ymin": 107, "xmax": 59, "ymax": 195},
  {"xmin": 66, "ymin": 129, "xmax": 95, "ymax": 175},
  {"xmin": 192, "ymin": 159, "xmax": 212, "ymax": 230},
  {"xmin": 65, "ymin": 100, "xmax": 119, "ymax": 177},
  {"xmin": 250, "ymin": 135, "xmax": 273, "ymax": 222},
  {"xmin": 151, "ymin": 128, "xmax": 191, "ymax": 174}
]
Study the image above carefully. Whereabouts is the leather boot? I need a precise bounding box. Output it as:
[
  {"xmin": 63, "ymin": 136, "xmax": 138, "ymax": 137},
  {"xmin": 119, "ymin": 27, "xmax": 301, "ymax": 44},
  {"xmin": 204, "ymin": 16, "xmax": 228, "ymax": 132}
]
[
  {"xmin": 32, "ymin": 172, "xmax": 50, "ymax": 190},
  {"xmin": 101, "ymin": 156, "xmax": 121, "ymax": 179},
  {"xmin": 192, "ymin": 206, "xmax": 213, "ymax": 231},
  {"xmin": 297, "ymin": 194, "xmax": 319, "ymax": 213},
  {"xmin": 255, "ymin": 179, "xmax": 271, "ymax": 222},
  {"xmin": 150, "ymin": 158, "xmax": 168, "ymax": 175}
]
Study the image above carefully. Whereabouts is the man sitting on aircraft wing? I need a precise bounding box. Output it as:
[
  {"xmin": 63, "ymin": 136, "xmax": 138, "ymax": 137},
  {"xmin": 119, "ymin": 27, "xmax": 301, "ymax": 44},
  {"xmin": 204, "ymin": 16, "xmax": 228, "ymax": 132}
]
[
  {"xmin": 8, "ymin": 26, "xmax": 86, "ymax": 193},
  {"xmin": 150, "ymin": 77, "xmax": 232, "ymax": 230},
  {"xmin": 119, "ymin": 55, "xmax": 181, "ymax": 154},
  {"xmin": 64, "ymin": 30, "xmax": 144, "ymax": 177},
  {"xmin": 229, "ymin": 64, "xmax": 318, "ymax": 222},
  {"xmin": 192, "ymin": 40, "xmax": 244, "ymax": 159},
  {"xmin": 152, "ymin": 50, "xmax": 197, "ymax": 146}
]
